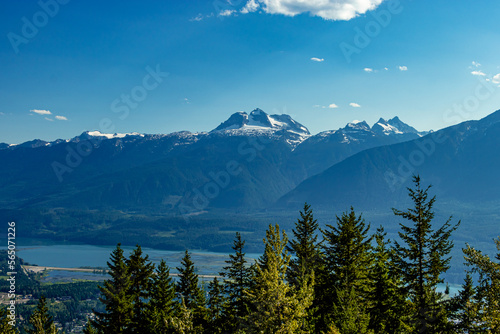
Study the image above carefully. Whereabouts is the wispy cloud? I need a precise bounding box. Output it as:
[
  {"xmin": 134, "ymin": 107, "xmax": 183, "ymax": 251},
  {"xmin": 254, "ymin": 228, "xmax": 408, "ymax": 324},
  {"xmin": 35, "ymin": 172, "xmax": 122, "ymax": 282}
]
[
  {"xmin": 384, "ymin": 67, "xmax": 389, "ymax": 71},
  {"xmin": 471, "ymin": 61, "xmax": 481, "ymax": 68},
  {"xmin": 189, "ymin": 13, "xmax": 204, "ymax": 22},
  {"xmin": 184, "ymin": 98, "xmax": 190, "ymax": 104},
  {"xmin": 471, "ymin": 70, "xmax": 486, "ymax": 76},
  {"xmin": 241, "ymin": 0, "xmax": 259, "ymax": 13},
  {"xmin": 44, "ymin": 117, "xmax": 54, "ymax": 122},
  {"xmin": 311, "ymin": 57, "xmax": 324, "ymax": 62},
  {"xmin": 240, "ymin": 0, "xmax": 384, "ymax": 21},
  {"xmin": 399, "ymin": 66, "xmax": 408, "ymax": 71},
  {"xmin": 0, "ymin": 112, "xmax": 4, "ymax": 116},
  {"xmin": 350, "ymin": 103, "xmax": 361, "ymax": 108},
  {"xmin": 30, "ymin": 109, "xmax": 52, "ymax": 115},
  {"xmin": 219, "ymin": 9, "xmax": 236, "ymax": 17},
  {"xmin": 55, "ymin": 115, "xmax": 68, "ymax": 121},
  {"xmin": 492, "ymin": 73, "xmax": 500, "ymax": 84},
  {"xmin": 329, "ymin": 103, "xmax": 339, "ymax": 109},
  {"xmin": 364, "ymin": 68, "xmax": 373, "ymax": 72}
]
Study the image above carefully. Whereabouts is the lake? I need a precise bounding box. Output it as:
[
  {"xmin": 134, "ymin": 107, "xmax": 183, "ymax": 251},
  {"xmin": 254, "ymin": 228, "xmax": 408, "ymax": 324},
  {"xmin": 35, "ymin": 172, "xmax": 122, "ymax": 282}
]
[{"xmin": 2, "ymin": 238, "xmax": 461, "ymax": 295}]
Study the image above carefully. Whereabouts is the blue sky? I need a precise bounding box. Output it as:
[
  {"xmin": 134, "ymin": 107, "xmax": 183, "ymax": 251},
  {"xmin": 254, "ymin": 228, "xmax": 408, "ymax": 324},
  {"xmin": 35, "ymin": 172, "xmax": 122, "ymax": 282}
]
[{"xmin": 1, "ymin": 0, "xmax": 500, "ymax": 144}]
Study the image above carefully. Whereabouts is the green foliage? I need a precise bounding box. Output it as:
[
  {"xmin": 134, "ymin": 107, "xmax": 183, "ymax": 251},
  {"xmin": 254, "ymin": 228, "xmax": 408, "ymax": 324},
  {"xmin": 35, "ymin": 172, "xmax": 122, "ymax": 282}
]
[
  {"xmin": 286, "ymin": 202, "xmax": 322, "ymax": 286},
  {"xmin": 206, "ymin": 277, "xmax": 226, "ymax": 333},
  {"xmin": 93, "ymin": 244, "xmax": 134, "ymax": 334},
  {"xmin": 126, "ymin": 245, "xmax": 155, "ymax": 332},
  {"xmin": 366, "ymin": 226, "xmax": 410, "ymax": 333},
  {"xmin": 220, "ymin": 232, "xmax": 252, "ymax": 331},
  {"xmin": 0, "ymin": 306, "xmax": 18, "ymax": 334},
  {"xmin": 392, "ymin": 175, "xmax": 459, "ymax": 333},
  {"xmin": 25, "ymin": 296, "xmax": 59, "ymax": 334},
  {"xmin": 176, "ymin": 250, "xmax": 207, "ymax": 329},
  {"xmin": 463, "ymin": 237, "xmax": 500, "ymax": 331},
  {"xmin": 245, "ymin": 224, "xmax": 314, "ymax": 333},
  {"xmin": 320, "ymin": 207, "xmax": 373, "ymax": 330},
  {"xmin": 145, "ymin": 260, "xmax": 177, "ymax": 333},
  {"xmin": 448, "ymin": 272, "xmax": 484, "ymax": 333}
]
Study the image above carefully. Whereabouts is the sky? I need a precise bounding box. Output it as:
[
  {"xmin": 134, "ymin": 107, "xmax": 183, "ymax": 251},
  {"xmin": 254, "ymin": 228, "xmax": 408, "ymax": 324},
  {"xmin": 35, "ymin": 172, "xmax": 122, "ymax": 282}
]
[{"xmin": 1, "ymin": 0, "xmax": 500, "ymax": 144}]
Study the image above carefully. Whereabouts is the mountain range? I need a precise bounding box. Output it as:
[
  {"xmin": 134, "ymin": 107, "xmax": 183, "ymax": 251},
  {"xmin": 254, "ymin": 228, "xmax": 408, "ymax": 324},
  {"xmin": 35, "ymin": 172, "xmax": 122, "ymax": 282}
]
[{"xmin": 0, "ymin": 108, "xmax": 430, "ymax": 213}]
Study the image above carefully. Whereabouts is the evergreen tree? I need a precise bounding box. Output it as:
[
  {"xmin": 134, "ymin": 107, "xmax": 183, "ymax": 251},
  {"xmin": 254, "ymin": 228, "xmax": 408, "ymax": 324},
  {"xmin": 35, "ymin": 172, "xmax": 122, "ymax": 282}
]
[
  {"xmin": 220, "ymin": 232, "xmax": 251, "ymax": 331},
  {"xmin": 245, "ymin": 224, "xmax": 314, "ymax": 333},
  {"xmin": 320, "ymin": 207, "xmax": 373, "ymax": 329},
  {"xmin": 392, "ymin": 175, "xmax": 460, "ymax": 333},
  {"xmin": 463, "ymin": 237, "xmax": 500, "ymax": 331},
  {"xmin": 331, "ymin": 287, "xmax": 372, "ymax": 334},
  {"xmin": 176, "ymin": 250, "xmax": 207, "ymax": 329},
  {"xmin": 145, "ymin": 260, "xmax": 177, "ymax": 333},
  {"xmin": 25, "ymin": 296, "xmax": 58, "ymax": 334},
  {"xmin": 83, "ymin": 320, "xmax": 98, "ymax": 334},
  {"xmin": 206, "ymin": 277, "xmax": 225, "ymax": 333},
  {"xmin": 165, "ymin": 299, "xmax": 198, "ymax": 334},
  {"xmin": 286, "ymin": 203, "xmax": 323, "ymax": 332},
  {"xmin": 286, "ymin": 202, "xmax": 322, "ymax": 286},
  {"xmin": 448, "ymin": 273, "xmax": 483, "ymax": 333},
  {"xmin": 0, "ymin": 307, "xmax": 18, "ymax": 334},
  {"xmin": 366, "ymin": 226, "xmax": 410, "ymax": 333},
  {"xmin": 94, "ymin": 244, "xmax": 133, "ymax": 334},
  {"xmin": 126, "ymin": 245, "xmax": 155, "ymax": 333}
]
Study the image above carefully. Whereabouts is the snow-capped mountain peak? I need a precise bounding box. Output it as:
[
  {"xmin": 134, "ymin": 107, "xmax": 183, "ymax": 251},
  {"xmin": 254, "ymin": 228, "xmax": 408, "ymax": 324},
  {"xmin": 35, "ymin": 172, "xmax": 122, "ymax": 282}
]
[{"xmin": 212, "ymin": 108, "xmax": 310, "ymax": 135}]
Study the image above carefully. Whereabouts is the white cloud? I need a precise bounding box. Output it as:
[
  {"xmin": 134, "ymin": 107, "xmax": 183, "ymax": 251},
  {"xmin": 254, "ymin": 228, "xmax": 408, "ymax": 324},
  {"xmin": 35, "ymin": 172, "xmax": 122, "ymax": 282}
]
[
  {"xmin": 384, "ymin": 67, "xmax": 389, "ymax": 71},
  {"xmin": 472, "ymin": 61, "xmax": 481, "ymax": 68},
  {"xmin": 241, "ymin": 0, "xmax": 259, "ymax": 13},
  {"xmin": 329, "ymin": 103, "xmax": 339, "ymax": 109},
  {"xmin": 30, "ymin": 109, "xmax": 52, "ymax": 115},
  {"xmin": 55, "ymin": 115, "xmax": 68, "ymax": 121},
  {"xmin": 471, "ymin": 70, "xmax": 486, "ymax": 76},
  {"xmin": 492, "ymin": 73, "xmax": 500, "ymax": 84},
  {"xmin": 44, "ymin": 117, "xmax": 54, "ymax": 122},
  {"xmin": 219, "ymin": 9, "xmax": 236, "ymax": 16},
  {"xmin": 350, "ymin": 103, "xmax": 361, "ymax": 108},
  {"xmin": 189, "ymin": 13, "xmax": 204, "ymax": 22},
  {"xmin": 398, "ymin": 66, "xmax": 408, "ymax": 71},
  {"xmin": 364, "ymin": 68, "xmax": 373, "ymax": 72},
  {"xmin": 240, "ymin": 0, "xmax": 384, "ymax": 21},
  {"xmin": 311, "ymin": 57, "xmax": 324, "ymax": 62}
]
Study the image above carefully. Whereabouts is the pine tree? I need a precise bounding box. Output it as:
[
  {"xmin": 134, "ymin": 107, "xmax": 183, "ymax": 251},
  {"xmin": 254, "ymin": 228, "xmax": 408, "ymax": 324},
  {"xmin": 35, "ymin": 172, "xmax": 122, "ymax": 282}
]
[
  {"xmin": 206, "ymin": 277, "xmax": 225, "ymax": 333},
  {"xmin": 145, "ymin": 260, "xmax": 177, "ymax": 333},
  {"xmin": 25, "ymin": 296, "xmax": 58, "ymax": 334},
  {"xmin": 463, "ymin": 237, "xmax": 500, "ymax": 331},
  {"xmin": 220, "ymin": 232, "xmax": 251, "ymax": 331},
  {"xmin": 448, "ymin": 272, "xmax": 483, "ymax": 333},
  {"xmin": 331, "ymin": 287, "xmax": 372, "ymax": 334},
  {"xmin": 126, "ymin": 245, "xmax": 155, "ymax": 332},
  {"xmin": 245, "ymin": 224, "xmax": 314, "ymax": 333},
  {"xmin": 165, "ymin": 299, "xmax": 197, "ymax": 334},
  {"xmin": 286, "ymin": 202, "xmax": 322, "ymax": 286},
  {"xmin": 366, "ymin": 226, "xmax": 410, "ymax": 333},
  {"xmin": 94, "ymin": 244, "xmax": 133, "ymax": 334},
  {"xmin": 392, "ymin": 175, "xmax": 460, "ymax": 333},
  {"xmin": 320, "ymin": 207, "xmax": 373, "ymax": 329},
  {"xmin": 83, "ymin": 320, "xmax": 98, "ymax": 334},
  {"xmin": 176, "ymin": 250, "xmax": 207, "ymax": 329},
  {"xmin": 0, "ymin": 306, "xmax": 18, "ymax": 334},
  {"xmin": 286, "ymin": 203, "xmax": 323, "ymax": 332}
]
